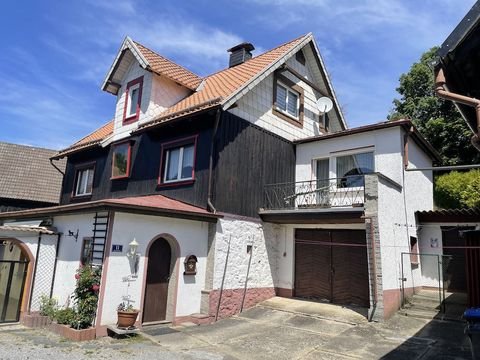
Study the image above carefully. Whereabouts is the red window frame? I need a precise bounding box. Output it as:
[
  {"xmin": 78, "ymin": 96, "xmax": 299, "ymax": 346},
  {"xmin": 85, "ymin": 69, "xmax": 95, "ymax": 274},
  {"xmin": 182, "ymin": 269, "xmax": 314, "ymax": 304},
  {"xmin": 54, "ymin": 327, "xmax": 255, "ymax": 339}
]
[
  {"xmin": 72, "ymin": 162, "xmax": 96, "ymax": 199},
  {"xmin": 158, "ymin": 135, "xmax": 198, "ymax": 187},
  {"xmin": 122, "ymin": 76, "xmax": 144, "ymax": 125},
  {"xmin": 111, "ymin": 140, "xmax": 132, "ymax": 180}
]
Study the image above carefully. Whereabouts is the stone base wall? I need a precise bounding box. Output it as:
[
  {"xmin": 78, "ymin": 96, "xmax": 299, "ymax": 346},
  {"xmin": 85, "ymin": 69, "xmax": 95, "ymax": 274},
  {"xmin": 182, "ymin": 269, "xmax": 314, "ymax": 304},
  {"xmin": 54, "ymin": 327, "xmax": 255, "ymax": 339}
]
[
  {"xmin": 383, "ymin": 286, "xmax": 422, "ymax": 319},
  {"xmin": 208, "ymin": 287, "xmax": 276, "ymax": 319}
]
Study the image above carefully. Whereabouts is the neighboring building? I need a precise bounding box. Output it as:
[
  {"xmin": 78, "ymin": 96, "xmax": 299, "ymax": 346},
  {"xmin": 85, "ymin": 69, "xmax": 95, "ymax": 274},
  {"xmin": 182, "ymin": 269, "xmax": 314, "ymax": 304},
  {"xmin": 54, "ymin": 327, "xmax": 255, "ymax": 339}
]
[
  {"xmin": 0, "ymin": 33, "xmax": 438, "ymax": 333},
  {"xmin": 0, "ymin": 142, "xmax": 65, "ymax": 212},
  {"xmin": 436, "ymin": 1, "xmax": 480, "ymax": 149}
]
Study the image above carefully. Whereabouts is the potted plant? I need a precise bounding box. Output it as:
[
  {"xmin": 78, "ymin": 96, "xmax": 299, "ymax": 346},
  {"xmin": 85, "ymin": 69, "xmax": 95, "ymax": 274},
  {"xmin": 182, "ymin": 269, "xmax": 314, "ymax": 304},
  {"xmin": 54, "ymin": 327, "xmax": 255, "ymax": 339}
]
[{"xmin": 117, "ymin": 302, "xmax": 139, "ymax": 328}]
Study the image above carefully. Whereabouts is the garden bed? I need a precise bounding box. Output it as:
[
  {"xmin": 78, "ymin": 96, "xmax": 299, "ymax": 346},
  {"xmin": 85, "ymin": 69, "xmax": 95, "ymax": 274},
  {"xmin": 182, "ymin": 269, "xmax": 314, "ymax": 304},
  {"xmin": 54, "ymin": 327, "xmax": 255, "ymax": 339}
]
[
  {"xmin": 49, "ymin": 322, "xmax": 96, "ymax": 341},
  {"xmin": 23, "ymin": 313, "xmax": 51, "ymax": 328}
]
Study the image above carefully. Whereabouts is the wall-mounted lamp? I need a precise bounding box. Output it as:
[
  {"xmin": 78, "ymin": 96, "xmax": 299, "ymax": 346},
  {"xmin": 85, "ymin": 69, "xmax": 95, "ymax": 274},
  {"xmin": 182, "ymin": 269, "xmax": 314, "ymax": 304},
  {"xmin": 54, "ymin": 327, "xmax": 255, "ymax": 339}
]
[{"xmin": 127, "ymin": 238, "xmax": 140, "ymax": 276}]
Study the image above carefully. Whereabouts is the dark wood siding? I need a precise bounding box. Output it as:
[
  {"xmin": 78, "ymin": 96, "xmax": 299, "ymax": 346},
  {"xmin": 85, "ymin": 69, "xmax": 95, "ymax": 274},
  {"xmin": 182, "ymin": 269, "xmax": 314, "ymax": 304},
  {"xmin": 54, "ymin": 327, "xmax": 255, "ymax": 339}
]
[
  {"xmin": 61, "ymin": 114, "xmax": 215, "ymax": 209},
  {"xmin": 212, "ymin": 112, "xmax": 296, "ymax": 218},
  {"xmin": 0, "ymin": 198, "xmax": 57, "ymax": 213}
]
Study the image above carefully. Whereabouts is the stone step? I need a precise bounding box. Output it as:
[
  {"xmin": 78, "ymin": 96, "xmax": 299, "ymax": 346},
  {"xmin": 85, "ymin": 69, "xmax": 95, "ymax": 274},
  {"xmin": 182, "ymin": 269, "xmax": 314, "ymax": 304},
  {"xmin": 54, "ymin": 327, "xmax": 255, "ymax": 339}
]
[{"xmin": 398, "ymin": 308, "xmax": 440, "ymax": 321}]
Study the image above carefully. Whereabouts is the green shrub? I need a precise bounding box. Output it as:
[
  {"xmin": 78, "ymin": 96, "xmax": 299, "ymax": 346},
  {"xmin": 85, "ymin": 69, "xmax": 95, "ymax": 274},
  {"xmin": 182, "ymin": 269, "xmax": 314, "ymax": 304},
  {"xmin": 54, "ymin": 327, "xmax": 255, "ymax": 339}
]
[
  {"xmin": 435, "ymin": 170, "xmax": 480, "ymax": 208},
  {"xmin": 55, "ymin": 308, "xmax": 76, "ymax": 325},
  {"xmin": 39, "ymin": 295, "xmax": 57, "ymax": 319},
  {"xmin": 70, "ymin": 266, "xmax": 101, "ymax": 329}
]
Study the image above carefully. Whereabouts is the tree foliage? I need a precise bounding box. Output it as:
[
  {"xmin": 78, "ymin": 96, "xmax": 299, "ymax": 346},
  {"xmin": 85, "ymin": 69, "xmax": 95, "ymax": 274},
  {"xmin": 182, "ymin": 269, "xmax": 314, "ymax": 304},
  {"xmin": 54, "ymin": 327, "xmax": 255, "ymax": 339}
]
[
  {"xmin": 435, "ymin": 170, "xmax": 480, "ymax": 209},
  {"xmin": 390, "ymin": 47, "xmax": 480, "ymax": 165}
]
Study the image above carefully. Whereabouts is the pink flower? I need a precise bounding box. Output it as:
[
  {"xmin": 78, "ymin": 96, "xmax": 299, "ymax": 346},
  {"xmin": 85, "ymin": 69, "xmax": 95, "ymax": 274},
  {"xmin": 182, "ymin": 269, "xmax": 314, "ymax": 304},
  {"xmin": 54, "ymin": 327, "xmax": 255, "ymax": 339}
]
[
  {"xmin": 75, "ymin": 274, "xmax": 80, "ymax": 280},
  {"xmin": 92, "ymin": 284, "xmax": 100, "ymax": 292}
]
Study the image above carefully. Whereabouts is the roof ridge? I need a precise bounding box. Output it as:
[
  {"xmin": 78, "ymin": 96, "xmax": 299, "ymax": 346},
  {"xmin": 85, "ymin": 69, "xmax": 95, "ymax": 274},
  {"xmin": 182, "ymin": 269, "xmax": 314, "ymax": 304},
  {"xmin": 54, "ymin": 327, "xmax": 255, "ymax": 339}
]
[
  {"xmin": 0, "ymin": 141, "xmax": 59, "ymax": 153},
  {"xmin": 203, "ymin": 33, "xmax": 310, "ymax": 79},
  {"xmin": 132, "ymin": 39, "xmax": 202, "ymax": 82}
]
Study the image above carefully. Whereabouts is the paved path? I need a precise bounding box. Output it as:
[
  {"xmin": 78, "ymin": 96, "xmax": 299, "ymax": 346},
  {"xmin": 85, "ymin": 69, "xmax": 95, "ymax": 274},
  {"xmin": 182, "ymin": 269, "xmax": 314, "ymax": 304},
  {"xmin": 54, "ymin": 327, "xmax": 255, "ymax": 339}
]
[{"xmin": 0, "ymin": 303, "xmax": 473, "ymax": 359}]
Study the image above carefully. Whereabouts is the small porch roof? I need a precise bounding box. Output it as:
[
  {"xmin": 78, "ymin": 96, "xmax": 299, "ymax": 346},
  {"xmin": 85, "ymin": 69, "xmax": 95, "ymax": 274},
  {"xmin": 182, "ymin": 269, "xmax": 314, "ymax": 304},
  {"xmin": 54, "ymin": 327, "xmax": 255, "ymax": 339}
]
[
  {"xmin": 416, "ymin": 208, "xmax": 480, "ymax": 223},
  {"xmin": 0, "ymin": 195, "xmax": 221, "ymax": 223}
]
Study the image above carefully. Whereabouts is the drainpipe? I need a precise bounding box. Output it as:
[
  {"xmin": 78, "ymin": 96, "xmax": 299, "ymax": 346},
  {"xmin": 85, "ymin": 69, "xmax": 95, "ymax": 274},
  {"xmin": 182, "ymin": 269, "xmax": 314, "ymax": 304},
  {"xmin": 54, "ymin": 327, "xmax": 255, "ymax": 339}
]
[
  {"xmin": 28, "ymin": 233, "xmax": 42, "ymax": 313},
  {"xmin": 49, "ymin": 233, "xmax": 62, "ymax": 298},
  {"xmin": 363, "ymin": 216, "xmax": 378, "ymax": 321},
  {"xmin": 49, "ymin": 158, "xmax": 65, "ymax": 176},
  {"xmin": 207, "ymin": 109, "xmax": 221, "ymax": 213},
  {"xmin": 435, "ymin": 67, "xmax": 480, "ymax": 151}
]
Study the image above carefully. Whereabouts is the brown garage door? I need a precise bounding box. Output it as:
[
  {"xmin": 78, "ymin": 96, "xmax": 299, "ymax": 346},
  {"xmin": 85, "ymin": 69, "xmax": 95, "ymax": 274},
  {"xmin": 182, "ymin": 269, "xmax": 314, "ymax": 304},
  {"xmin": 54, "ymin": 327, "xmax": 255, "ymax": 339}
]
[{"xmin": 295, "ymin": 229, "xmax": 370, "ymax": 307}]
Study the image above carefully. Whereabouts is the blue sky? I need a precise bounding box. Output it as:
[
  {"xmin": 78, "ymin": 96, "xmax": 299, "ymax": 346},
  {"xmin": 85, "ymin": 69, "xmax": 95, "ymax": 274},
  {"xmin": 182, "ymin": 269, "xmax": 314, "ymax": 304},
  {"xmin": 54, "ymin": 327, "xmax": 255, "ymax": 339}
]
[{"xmin": 0, "ymin": 0, "xmax": 475, "ymax": 149}]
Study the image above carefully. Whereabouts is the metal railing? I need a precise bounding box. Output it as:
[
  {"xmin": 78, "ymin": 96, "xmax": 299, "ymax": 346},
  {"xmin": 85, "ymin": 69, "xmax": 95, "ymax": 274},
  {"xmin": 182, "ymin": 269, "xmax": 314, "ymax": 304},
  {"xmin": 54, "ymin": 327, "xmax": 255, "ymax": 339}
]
[{"xmin": 263, "ymin": 176, "xmax": 365, "ymax": 211}]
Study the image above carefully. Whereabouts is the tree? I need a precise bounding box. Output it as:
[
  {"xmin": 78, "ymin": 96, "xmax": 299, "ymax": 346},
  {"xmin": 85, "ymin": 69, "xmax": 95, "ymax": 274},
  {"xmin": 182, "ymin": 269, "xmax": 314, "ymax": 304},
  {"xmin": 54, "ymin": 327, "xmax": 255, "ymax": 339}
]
[
  {"xmin": 390, "ymin": 47, "xmax": 480, "ymax": 165},
  {"xmin": 435, "ymin": 170, "xmax": 480, "ymax": 208}
]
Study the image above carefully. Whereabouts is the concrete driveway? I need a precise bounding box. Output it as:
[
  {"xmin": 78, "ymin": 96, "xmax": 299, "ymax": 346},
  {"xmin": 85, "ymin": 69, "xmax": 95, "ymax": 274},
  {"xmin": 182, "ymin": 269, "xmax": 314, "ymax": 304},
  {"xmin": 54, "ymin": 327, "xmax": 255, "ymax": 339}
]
[
  {"xmin": 142, "ymin": 297, "xmax": 472, "ymax": 359},
  {"xmin": 0, "ymin": 297, "xmax": 473, "ymax": 359}
]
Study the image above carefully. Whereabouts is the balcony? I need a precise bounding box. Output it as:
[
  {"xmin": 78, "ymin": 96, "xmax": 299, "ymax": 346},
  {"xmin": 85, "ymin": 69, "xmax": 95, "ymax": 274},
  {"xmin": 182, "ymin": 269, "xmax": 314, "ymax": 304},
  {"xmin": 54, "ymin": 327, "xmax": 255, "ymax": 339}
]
[{"xmin": 262, "ymin": 176, "xmax": 365, "ymax": 211}]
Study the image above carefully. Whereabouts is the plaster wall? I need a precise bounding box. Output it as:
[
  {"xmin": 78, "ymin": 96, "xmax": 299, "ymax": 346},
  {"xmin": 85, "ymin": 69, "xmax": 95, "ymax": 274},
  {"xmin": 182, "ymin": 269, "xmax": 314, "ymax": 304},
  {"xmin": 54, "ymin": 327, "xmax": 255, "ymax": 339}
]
[
  {"xmin": 51, "ymin": 213, "xmax": 97, "ymax": 307},
  {"xmin": 296, "ymin": 127, "xmax": 403, "ymax": 184},
  {"xmin": 99, "ymin": 212, "xmax": 209, "ymax": 326}
]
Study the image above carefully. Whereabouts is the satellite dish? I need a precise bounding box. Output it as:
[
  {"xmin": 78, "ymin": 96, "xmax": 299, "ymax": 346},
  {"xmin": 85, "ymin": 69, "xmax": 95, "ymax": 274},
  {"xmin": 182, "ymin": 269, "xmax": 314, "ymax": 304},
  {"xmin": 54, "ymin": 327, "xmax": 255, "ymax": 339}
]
[{"xmin": 316, "ymin": 97, "xmax": 333, "ymax": 114}]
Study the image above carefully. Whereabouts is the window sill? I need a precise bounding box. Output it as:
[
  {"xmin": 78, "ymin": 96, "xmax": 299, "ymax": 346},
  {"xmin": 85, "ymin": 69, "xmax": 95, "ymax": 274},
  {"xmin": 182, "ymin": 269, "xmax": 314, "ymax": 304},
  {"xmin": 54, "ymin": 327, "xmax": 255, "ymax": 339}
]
[
  {"xmin": 123, "ymin": 114, "xmax": 139, "ymax": 125},
  {"xmin": 111, "ymin": 175, "xmax": 129, "ymax": 180},
  {"xmin": 71, "ymin": 194, "xmax": 93, "ymax": 201},
  {"xmin": 272, "ymin": 107, "xmax": 303, "ymax": 128},
  {"xmin": 157, "ymin": 179, "xmax": 195, "ymax": 188}
]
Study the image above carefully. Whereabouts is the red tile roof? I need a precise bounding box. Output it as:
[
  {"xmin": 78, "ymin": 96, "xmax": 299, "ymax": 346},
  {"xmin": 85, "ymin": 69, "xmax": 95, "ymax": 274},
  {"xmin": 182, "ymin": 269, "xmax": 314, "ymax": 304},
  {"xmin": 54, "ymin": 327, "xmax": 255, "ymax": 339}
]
[
  {"xmin": 53, "ymin": 120, "xmax": 114, "ymax": 158},
  {"xmin": 56, "ymin": 34, "xmax": 309, "ymax": 157},
  {"xmin": 133, "ymin": 41, "xmax": 202, "ymax": 91},
  {"xmin": 0, "ymin": 194, "xmax": 221, "ymax": 222}
]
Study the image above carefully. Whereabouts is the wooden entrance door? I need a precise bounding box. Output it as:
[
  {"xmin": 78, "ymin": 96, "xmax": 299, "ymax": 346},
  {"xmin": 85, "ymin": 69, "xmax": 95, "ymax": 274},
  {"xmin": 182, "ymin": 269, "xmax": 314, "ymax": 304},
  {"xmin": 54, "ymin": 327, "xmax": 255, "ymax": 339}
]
[
  {"xmin": 294, "ymin": 229, "xmax": 369, "ymax": 307},
  {"xmin": 143, "ymin": 238, "xmax": 172, "ymax": 323}
]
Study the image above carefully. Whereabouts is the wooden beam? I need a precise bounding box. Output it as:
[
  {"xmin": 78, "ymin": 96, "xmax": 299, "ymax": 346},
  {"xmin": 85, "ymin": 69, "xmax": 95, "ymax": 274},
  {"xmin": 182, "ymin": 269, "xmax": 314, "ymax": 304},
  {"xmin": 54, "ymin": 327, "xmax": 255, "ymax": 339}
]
[{"xmin": 280, "ymin": 65, "xmax": 330, "ymax": 98}]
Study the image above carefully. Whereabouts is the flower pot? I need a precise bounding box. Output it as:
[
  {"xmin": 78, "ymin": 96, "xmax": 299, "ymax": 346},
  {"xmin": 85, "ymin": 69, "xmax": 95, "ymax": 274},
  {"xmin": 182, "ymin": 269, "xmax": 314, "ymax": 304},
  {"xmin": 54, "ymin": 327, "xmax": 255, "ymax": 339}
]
[{"xmin": 117, "ymin": 310, "xmax": 139, "ymax": 328}]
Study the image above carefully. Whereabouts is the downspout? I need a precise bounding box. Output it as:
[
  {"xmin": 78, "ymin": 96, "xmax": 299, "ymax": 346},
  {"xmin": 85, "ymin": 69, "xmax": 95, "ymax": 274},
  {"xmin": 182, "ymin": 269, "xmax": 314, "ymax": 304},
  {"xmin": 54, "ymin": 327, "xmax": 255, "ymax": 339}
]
[
  {"xmin": 49, "ymin": 158, "xmax": 65, "ymax": 176},
  {"xmin": 28, "ymin": 233, "xmax": 42, "ymax": 313},
  {"xmin": 435, "ymin": 67, "xmax": 480, "ymax": 151},
  {"xmin": 362, "ymin": 216, "xmax": 378, "ymax": 321},
  {"xmin": 49, "ymin": 233, "xmax": 62, "ymax": 298},
  {"xmin": 207, "ymin": 109, "xmax": 221, "ymax": 213}
]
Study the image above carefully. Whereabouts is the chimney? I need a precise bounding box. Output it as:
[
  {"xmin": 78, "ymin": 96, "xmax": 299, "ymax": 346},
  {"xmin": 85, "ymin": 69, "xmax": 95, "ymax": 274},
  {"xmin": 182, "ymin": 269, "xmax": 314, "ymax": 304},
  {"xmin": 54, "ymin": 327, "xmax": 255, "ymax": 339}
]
[{"xmin": 227, "ymin": 42, "xmax": 255, "ymax": 68}]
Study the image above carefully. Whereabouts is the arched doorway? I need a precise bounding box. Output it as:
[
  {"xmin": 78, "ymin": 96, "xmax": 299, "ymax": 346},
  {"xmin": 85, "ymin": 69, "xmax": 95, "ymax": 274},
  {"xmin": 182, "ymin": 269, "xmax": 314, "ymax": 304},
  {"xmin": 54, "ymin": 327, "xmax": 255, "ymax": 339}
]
[
  {"xmin": 143, "ymin": 238, "xmax": 172, "ymax": 323},
  {"xmin": 0, "ymin": 240, "xmax": 30, "ymax": 323}
]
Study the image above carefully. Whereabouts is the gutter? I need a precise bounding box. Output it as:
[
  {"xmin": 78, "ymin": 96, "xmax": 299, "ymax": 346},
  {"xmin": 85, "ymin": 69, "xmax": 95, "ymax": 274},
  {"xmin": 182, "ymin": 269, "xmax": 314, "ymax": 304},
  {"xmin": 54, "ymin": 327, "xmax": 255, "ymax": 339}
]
[
  {"xmin": 435, "ymin": 67, "xmax": 480, "ymax": 151},
  {"xmin": 49, "ymin": 159, "xmax": 65, "ymax": 176}
]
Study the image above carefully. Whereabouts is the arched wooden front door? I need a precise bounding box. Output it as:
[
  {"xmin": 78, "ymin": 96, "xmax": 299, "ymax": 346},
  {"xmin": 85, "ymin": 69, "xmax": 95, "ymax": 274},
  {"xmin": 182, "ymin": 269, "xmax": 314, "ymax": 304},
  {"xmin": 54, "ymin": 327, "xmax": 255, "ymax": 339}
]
[{"xmin": 143, "ymin": 238, "xmax": 172, "ymax": 323}]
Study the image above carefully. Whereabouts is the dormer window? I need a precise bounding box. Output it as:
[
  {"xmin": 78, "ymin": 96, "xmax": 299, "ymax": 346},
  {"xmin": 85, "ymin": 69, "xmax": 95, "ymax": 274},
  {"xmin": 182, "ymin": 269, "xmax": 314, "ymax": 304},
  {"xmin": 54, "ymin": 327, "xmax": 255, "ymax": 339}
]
[
  {"xmin": 123, "ymin": 76, "xmax": 143, "ymax": 124},
  {"xmin": 272, "ymin": 72, "xmax": 304, "ymax": 127}
]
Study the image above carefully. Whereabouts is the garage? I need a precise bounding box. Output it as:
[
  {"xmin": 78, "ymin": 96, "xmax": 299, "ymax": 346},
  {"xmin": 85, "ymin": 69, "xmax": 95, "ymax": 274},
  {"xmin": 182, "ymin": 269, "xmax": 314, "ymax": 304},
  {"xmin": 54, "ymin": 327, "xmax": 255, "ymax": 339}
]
[{"xmin": 294, "ymin": 229, "xmax": 370, "ymax": 307}]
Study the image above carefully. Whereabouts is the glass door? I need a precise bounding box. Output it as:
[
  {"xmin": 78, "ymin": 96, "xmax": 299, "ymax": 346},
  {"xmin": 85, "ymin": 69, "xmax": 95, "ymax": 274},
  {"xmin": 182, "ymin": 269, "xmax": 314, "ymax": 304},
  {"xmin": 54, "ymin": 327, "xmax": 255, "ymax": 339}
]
[{"xmin": 0, "ymin": 260, "xmax": 28, "ymax": 323}]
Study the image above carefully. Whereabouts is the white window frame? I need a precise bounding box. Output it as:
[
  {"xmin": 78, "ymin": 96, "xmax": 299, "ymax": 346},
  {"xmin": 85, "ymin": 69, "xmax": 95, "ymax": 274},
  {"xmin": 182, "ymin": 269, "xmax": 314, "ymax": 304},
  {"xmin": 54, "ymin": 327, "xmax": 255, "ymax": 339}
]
[
  {"xmin": 333, "ymin": 150, "xmax": 375, "ymax": 191},
  {"xmin": 276, "ymin": 82, "xmax": 300, "ymax": 119},
  {"xmin": 163, "ymin": 144, "xmax": 194, "ymax": 183},
  {"xmin": 75, "ymin": 167, "xmax": 94, "ymax": 196},
  {"xmin": 126, "ymin": 83, "xmax": 141, "ymax": 118}
]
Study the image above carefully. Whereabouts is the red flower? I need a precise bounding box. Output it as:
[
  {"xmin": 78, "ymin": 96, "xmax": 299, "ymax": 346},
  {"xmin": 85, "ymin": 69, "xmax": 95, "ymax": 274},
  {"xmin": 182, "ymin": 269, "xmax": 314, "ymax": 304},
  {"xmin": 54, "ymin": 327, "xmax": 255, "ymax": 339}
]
[
  {"xmin": 75, "ymin": 274, "xmax": 80, "ymax": 280},
  {"xmin": 92, "ymin": 284, "xmax": 100, "ymax": 292}
]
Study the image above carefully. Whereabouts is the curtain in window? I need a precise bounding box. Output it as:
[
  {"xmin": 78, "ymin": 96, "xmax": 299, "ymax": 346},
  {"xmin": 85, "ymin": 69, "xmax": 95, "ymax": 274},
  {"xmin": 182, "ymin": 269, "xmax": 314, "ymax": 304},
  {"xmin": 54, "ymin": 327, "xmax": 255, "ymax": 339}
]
[
  {"xmin": 181, "ymin": 145, "xmax": 194, "ymax": 179},
  {"xmin": 166, "ymin": 148, "xmax": 180, "ymax": 181},
  {"xmin": 129, "ymin": 88, "xmax": 139, "ymax": 115},
  {"xmin": 336, "ymin": 152, "xmax": 374, "ymax": 187}
]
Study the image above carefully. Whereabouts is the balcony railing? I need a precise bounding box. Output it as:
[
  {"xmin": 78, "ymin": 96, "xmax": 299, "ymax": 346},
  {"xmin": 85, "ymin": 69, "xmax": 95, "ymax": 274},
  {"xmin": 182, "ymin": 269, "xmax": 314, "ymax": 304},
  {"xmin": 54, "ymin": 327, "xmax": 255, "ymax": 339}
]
[{"xmin": 263, "ymin": 176, "xmax": 365, "ymax": 211}]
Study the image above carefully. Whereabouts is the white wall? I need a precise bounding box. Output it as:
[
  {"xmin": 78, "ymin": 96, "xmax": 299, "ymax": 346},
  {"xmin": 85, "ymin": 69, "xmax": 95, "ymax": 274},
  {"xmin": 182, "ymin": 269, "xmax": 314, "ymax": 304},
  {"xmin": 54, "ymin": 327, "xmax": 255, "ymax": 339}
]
[
  {"xmin": 211, "ymin": 216, "xmax": 279, "ymax": 291},
  {"xmin": 296, "ymin": 127, "xmax": 403, "ymax": 184},
  {"xmin": 52, "ymin": 213, "xmax": 97, "ymax": 307},
  {"xmin": 99, "ymin": 212, "xmax": 209, "ymax": 325}
]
